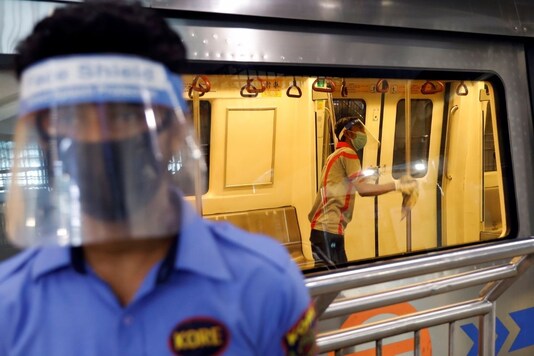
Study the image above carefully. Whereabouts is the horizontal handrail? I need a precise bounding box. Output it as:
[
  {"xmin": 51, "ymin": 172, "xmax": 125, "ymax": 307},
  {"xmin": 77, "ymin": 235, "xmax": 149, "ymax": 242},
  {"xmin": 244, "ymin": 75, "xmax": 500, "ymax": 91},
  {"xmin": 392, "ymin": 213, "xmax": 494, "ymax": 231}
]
[
  {"xmin": 306, "ymin": 237, "xmax": 534, "ymax": 296},
  {"xmin": 318, "ymin": 299, "xmax": 492, "ymax": 352},
  {"xmin": 321, "ymin": 262, "xmax": 516, "ymax": 320}
]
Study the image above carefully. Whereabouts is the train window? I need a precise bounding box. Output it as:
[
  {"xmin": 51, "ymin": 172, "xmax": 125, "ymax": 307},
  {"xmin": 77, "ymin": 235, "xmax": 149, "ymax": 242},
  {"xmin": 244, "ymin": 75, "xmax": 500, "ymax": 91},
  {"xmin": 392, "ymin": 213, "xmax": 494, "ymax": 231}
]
[
  {"xmin": 0, "ymin": 140, "xmax": 15, "ymax": 192},
  {"xmin": 392, "ymin": 99, "xmax": 433, "ymax": 179},
  {"xmin": 0, "ymin": 73, "xmax": 509, "ymax": 270},
  {"xmin": 333, "ymin": 99, "xmax": 366, "ymax": 122},
  {"xmin": 0, "ymin": 139, "xmax": 45, "ymax": 255},
  {"xmin": 178, "ymin": 76, "xmax": 509, "ymax": 270},
  {"xmin": 0, "ymin": 140, "xmax": 48, "ymax": 191}
]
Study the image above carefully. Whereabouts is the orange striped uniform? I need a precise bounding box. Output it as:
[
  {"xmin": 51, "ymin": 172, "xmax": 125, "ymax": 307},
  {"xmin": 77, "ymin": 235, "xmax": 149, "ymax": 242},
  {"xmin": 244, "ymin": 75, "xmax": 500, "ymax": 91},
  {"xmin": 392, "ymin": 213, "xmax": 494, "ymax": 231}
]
[{"xmin": 308, "ymin": 142, "xmax": 362, "ymax": 235}]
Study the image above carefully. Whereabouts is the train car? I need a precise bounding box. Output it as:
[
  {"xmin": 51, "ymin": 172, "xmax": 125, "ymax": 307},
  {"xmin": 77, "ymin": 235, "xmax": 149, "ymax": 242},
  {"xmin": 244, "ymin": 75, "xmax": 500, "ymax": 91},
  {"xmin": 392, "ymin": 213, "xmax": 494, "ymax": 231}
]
[{"xmin": 2, "ymin": 0, "xmax": 534, "ymax": 354}]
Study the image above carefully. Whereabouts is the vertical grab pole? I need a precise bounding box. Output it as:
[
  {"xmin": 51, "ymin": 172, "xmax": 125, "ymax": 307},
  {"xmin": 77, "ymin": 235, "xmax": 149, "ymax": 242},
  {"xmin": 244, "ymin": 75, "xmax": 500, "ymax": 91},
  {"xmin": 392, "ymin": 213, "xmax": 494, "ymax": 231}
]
[
  {"xmin": 327, "ymin": 93, "xmax": 338, "ymax": 145},
  {"xmin": 192, "ymin": 89, "xmax": 203, "ymax": 215},
  {"xmin": 405, "ymin": 80, "xmax": 412, "ymax": 252}
]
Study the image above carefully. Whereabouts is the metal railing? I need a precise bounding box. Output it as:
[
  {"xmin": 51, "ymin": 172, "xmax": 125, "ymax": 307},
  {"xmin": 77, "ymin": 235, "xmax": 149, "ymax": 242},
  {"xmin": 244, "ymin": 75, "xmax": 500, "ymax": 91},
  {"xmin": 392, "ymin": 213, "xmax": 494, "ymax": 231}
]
[{"xmin": 305, "ymin": 237, "xmax": 534, "ymax": 355}]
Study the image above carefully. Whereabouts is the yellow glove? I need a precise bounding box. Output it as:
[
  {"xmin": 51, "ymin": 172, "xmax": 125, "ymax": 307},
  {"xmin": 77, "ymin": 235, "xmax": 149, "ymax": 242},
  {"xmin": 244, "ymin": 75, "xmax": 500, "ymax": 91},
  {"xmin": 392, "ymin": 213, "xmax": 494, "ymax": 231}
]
[
  {"xmin": 401, "ymin": 189, "xmax": 419, "ymax": 220},
  {"xmin": 395, "ymin": 175, "xmax": 418, "ymax": 195},
  {"xmin": 394, "ymin": 175, "xmax": 419, "ymax": 220}
]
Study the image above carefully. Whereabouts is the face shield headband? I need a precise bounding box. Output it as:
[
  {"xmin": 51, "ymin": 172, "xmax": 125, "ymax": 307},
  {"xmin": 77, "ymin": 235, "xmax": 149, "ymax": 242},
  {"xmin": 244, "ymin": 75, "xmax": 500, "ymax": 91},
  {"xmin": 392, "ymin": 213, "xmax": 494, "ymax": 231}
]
[{"xmin": 6, "ymin": 55, "xmax": 204, "ymax": 247}]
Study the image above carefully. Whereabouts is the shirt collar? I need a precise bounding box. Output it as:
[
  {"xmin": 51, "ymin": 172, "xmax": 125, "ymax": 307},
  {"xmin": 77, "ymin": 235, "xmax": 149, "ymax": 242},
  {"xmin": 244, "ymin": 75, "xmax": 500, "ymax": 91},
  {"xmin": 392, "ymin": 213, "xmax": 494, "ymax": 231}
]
[
  {"xmin": 32, "ymin": 245, "xmax": 71, "ymax": 280},
  {"xmin": 175, "ymin": 199, "xmax": 232, "ymax": 281},
  {"xmin": 336, "ymin": 141, "xmax": 352, "ymax": 149},
  {"xmin": 31, "ymin": 193, "xmax": 232, "ymax": 282}
]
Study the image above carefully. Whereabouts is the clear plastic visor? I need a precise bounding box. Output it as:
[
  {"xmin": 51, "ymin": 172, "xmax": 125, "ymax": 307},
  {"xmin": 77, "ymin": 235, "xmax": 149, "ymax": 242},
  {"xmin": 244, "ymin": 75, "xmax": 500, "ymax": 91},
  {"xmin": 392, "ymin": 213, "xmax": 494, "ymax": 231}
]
[
  {"xmin": 338, "ymin": 118, "xmax": 379, "ymax": 147},
  {"xmin": 6, "ymin": 55, "xmax": 204, "ymax": 247}
]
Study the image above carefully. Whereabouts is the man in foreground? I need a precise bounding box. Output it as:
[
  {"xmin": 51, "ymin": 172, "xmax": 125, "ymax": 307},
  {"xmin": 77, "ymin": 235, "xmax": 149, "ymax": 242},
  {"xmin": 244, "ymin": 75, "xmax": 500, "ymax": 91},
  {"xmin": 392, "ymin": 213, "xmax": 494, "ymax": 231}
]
[{"xmin": 0, "ymin": 2, "xmax": 317, "ymax": 355}]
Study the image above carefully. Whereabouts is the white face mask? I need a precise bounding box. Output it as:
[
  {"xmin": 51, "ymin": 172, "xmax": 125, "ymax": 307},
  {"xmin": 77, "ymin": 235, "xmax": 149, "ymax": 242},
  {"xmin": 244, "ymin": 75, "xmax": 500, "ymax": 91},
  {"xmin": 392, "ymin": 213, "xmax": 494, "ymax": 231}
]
[{"xmin": 351, "ymin": 131, "xmax": 367, "ymax": 150}]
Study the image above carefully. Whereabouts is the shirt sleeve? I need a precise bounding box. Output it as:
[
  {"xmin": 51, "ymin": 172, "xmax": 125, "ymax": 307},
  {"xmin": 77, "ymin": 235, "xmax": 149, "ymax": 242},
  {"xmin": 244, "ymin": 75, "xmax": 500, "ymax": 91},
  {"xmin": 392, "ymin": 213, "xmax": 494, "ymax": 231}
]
[
  {"xmin": 0, "ymin": 313, "xmax": 6, "ymax": 354},
  {"xmin": 0, "ymin": 280, "xmax": 15, "ymax": 354},
  {"xmin": 243, "ymin": 258, "xmax": 317, "ymax": 355},
  {"xmin": 278, "ymin": 261, "xmax": 318, "ymax": 355}
]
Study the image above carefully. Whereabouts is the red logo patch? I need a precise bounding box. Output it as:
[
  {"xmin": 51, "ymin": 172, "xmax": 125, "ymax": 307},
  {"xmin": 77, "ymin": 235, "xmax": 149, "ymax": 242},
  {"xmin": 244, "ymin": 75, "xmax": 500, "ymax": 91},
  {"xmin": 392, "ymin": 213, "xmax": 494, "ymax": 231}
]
[{"xmin": 168, "ymin": 317, "xmax": 230, "ymax": 356}]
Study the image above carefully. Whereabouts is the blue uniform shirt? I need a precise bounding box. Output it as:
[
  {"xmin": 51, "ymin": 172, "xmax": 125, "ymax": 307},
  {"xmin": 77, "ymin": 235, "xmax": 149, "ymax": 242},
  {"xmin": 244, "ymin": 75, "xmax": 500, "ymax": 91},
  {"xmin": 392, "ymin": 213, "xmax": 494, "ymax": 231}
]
[{"xmin": 0, "ymin": 199, "xmax": 316, "ymax": 355}]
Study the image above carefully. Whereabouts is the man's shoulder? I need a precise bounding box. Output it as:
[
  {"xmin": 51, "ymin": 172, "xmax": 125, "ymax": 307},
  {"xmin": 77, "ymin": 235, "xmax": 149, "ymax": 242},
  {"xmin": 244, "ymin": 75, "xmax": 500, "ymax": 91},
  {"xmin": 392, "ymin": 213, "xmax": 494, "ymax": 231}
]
[
  {"xmin": 0, "ymin": 248, "xmax": 40, "ymax": 284},
  {"xmin": 205, "ymin": 220, "xmax": 293, "ymax": 272},
  {"xmin": 203, "ymin": 221, "xmax": 310, "ymax": 307},
  {"xmin": 326, "ymin": 145, "xmax": 358, "ymax": 162},
  {"xmin": 0, "ymin": 249, "xmax": 41, "ymax": 309}
]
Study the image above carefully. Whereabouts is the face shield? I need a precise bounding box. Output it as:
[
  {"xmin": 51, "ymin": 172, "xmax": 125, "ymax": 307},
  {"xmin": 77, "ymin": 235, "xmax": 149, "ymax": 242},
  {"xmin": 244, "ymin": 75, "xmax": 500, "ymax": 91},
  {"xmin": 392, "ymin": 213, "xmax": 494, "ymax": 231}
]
[
  {"xmin": 337, "ymin": 117, "xmax": 379, "ymax": 149},
  {"xmin": 337, "ymin": 117, "xmax": 380, "ymax": 184},
  {"xmin": 6, "ymin": 55, "xmax": 204, "ymax": 247}
]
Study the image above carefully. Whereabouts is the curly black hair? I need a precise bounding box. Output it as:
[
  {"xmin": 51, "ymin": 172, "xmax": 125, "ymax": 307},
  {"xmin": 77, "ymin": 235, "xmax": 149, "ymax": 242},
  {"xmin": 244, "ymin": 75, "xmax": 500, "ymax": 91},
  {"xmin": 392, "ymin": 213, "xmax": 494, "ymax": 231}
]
[{"xmin": 15, "ymin": 0, "xmax": 187, "ymax": 78}]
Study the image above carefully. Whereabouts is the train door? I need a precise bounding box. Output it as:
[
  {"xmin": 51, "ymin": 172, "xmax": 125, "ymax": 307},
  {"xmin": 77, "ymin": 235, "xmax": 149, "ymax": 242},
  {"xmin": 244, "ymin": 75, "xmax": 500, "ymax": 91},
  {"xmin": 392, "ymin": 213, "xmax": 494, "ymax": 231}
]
[
  {"xmin": 377, "ymin": 80, "xmax": 445, "ymax": 255},
  {"xmin": 481, "ymin": 84, "xmax": 507, "ymax": 239},
  {"xmin": 442, "ymin": 81, "xmax": 507, "ymax": 245},
  {"xmin": 442, "ymin": 81, "xmax": 478, "ymax": 245}
]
